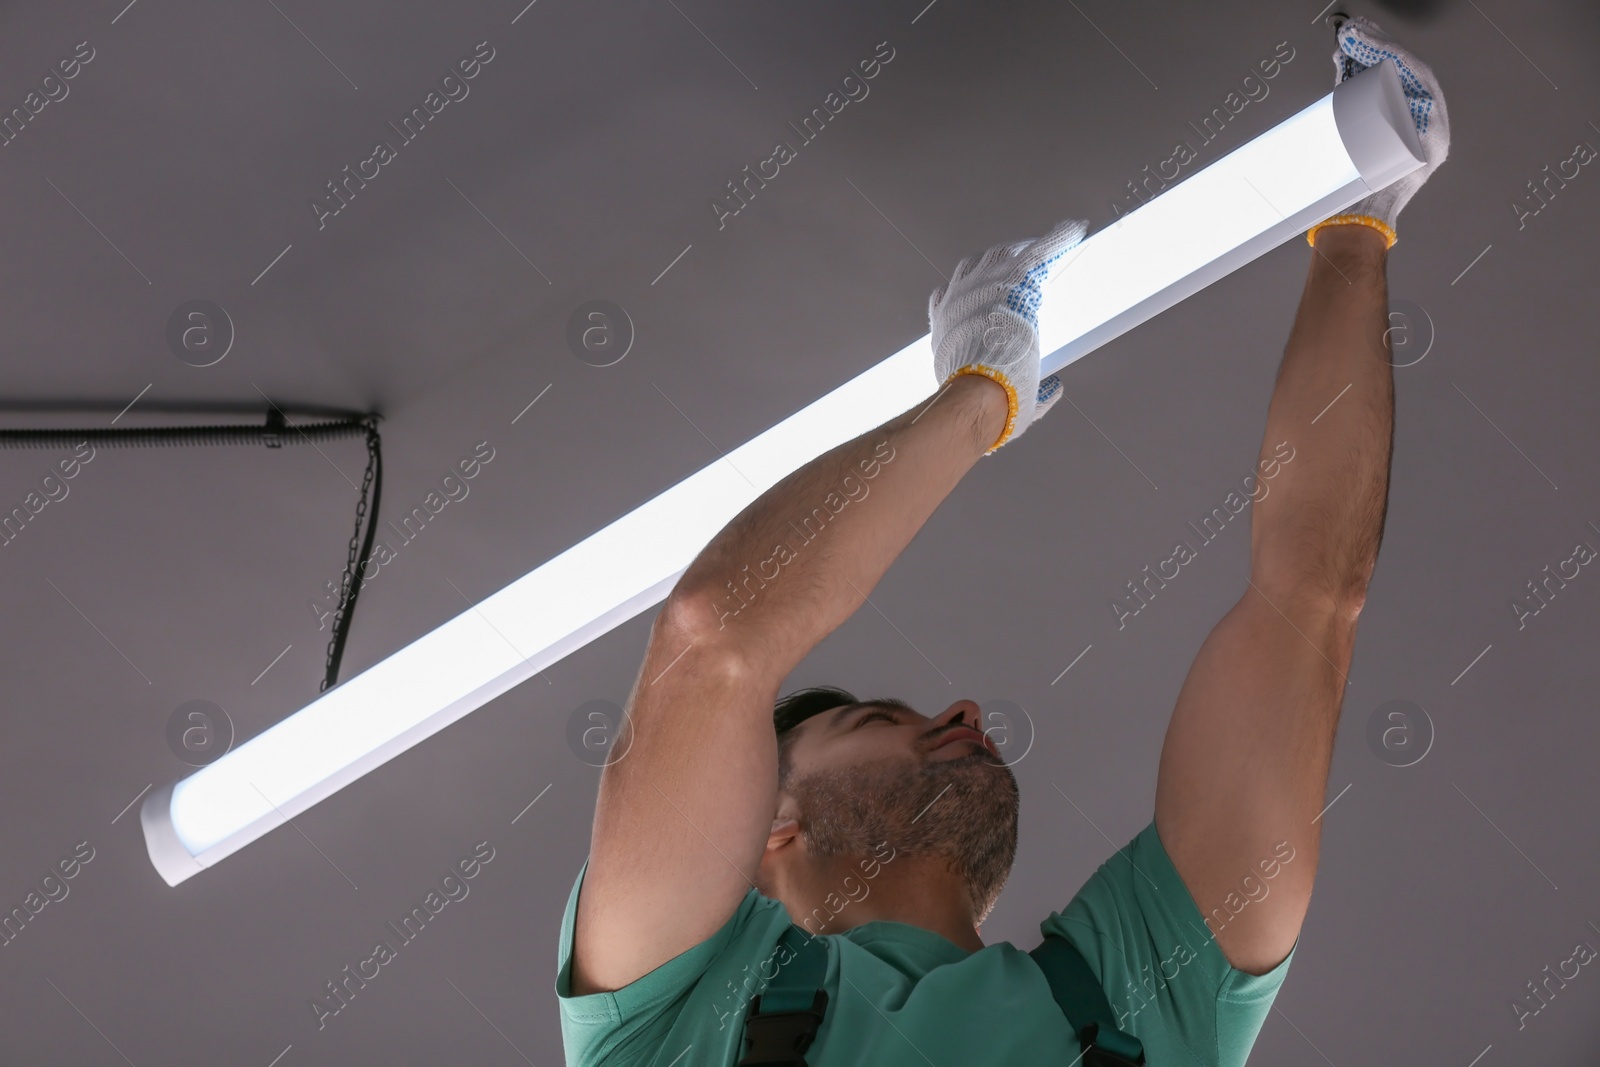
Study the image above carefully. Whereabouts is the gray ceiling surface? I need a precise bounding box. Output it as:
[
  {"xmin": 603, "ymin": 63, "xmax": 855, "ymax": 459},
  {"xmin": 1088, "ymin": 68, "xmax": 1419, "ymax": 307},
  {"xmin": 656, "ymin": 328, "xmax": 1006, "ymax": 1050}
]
[{"xmin": 1, "ymin": 0, "xmax": 1598, "ymax": 1063}]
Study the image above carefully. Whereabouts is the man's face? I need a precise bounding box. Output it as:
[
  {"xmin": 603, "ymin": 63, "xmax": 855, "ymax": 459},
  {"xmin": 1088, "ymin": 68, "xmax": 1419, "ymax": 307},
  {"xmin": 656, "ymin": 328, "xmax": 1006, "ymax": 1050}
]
[{"xmin": 777, "ymin": 699, "xmax": 1020, "ymax": 924}]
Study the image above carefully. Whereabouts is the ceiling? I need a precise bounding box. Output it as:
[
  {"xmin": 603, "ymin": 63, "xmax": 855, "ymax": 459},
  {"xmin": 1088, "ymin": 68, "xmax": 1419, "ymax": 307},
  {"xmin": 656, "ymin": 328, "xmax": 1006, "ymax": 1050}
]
[{"xmin": 2, "ymin": 0, "xmax": 1597, "ymax": 1062}]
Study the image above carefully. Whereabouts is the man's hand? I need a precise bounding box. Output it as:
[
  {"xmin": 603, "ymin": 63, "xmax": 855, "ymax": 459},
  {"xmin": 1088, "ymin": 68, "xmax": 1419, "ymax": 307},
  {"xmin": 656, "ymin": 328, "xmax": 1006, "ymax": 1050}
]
[
  {"xmin": 1326, "ymin": 13, "xmax": 1450, "ymax": 237},
  {"xmin": 928, "ymin": 218, "xmax": 1087, "ymax": 454}
]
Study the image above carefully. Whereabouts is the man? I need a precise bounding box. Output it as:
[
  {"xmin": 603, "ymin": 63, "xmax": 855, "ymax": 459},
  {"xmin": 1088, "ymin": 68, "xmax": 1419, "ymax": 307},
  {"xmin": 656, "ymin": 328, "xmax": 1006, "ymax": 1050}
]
[{"xmin": 556, "ymin": 14, "xmax": 1449, "ymax": 1066}]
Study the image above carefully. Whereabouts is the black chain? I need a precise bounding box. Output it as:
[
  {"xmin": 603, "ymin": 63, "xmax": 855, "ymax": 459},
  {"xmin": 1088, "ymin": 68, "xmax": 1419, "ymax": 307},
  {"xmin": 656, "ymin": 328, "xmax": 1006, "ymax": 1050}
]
[{"xmin": 321, "ymin": 417, "xmax": 383, "ymax": 693}]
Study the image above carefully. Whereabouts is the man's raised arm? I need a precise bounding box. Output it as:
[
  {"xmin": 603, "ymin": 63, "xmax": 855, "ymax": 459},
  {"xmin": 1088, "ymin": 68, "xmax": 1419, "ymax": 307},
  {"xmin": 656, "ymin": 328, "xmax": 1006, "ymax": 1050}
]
[
  {"xmin": 1153, "ymin": 15, "xmax": 1448, "ymax": 978},
  {"xmin": 569, "ymin": 221, "xmax": 1089, "ymax": 996},
  {"xmin": 569, "ymin": 363, "xmax": 1008, "ymax": 996}
]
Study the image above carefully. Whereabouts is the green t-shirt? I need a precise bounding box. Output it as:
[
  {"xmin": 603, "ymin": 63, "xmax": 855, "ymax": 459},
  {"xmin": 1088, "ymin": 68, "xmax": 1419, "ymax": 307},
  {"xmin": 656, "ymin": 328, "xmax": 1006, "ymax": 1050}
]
[{"xmin": 555, "ymin": 818, "xmax": 1295, "ymax": 1065}]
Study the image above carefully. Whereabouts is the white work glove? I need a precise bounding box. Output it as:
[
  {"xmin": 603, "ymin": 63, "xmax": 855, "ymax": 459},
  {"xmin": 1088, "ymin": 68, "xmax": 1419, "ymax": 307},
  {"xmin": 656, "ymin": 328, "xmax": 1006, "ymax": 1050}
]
[
  {"xmin": 1330, "ymin": 13, "xmax": 1450, "ymax": 233},
  {"xmin": 928, "ymin": 218, "xmax": 1088, "ymax": 455}
]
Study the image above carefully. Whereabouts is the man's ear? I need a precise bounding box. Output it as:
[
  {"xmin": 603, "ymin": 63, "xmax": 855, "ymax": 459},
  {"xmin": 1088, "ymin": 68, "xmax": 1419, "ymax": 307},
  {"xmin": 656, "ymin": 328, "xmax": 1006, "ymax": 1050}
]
[{"xmin": 766, "ymin": 817, "xmax": 801, "ymax": 852}]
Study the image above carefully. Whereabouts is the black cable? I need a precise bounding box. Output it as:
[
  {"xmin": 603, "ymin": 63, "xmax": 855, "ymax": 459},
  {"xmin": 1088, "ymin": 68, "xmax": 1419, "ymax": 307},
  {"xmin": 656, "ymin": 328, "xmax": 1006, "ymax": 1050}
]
[
  {"xmin": 0, "ymin": 409, "xmax": 383, "ymax": 693},
  {"xmin": 0, "ymin": 411, "xmax": 369, "ymax": 449}
]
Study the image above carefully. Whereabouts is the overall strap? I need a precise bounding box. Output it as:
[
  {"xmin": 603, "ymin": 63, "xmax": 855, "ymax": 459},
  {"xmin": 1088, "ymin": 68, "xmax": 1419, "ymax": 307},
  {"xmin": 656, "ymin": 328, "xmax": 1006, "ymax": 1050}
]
[
  {"xmin": 1029, "ymin": 934, "xmax": 1146, "ymax": 1066},
  {"xmin": 738, "ymin": 925, "xmax": 829, "ymax": 1067}
]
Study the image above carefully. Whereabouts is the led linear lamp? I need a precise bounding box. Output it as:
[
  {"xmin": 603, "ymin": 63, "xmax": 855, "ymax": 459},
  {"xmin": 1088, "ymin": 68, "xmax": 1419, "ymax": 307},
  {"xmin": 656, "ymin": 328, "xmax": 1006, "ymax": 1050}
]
[{"xmin": 143, "ymin": 60, "xmax": 1423, "ymax": 886}]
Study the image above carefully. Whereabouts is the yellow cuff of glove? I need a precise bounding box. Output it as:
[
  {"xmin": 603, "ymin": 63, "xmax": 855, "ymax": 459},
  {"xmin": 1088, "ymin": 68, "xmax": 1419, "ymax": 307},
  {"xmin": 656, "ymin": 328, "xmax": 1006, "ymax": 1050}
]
[
  {"xmin": 946, "ymin": 365, "xmax": 1018, "ymax": 455},
  {"xmin": 1305, "ymin": 213, "xmax": 1397, "ymax": 249}
]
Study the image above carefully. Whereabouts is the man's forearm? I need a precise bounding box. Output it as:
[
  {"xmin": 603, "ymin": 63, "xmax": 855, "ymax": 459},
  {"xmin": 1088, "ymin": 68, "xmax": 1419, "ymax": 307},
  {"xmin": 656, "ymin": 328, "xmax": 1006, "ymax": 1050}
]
[
  {"xmin": 671, "ymin": 372, "xmax": 1008, "ymax": 676},
  {"xmin": 1251, "ymin": 223, "xmax": 1394, "ymax": 610}
]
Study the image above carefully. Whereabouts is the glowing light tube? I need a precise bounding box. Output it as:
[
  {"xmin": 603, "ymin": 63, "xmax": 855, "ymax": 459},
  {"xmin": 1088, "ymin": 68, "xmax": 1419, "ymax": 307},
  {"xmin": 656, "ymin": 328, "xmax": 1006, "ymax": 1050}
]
[{"xmin": 143, "ymin": 60, "xmax": 1423, "ymax": 885}]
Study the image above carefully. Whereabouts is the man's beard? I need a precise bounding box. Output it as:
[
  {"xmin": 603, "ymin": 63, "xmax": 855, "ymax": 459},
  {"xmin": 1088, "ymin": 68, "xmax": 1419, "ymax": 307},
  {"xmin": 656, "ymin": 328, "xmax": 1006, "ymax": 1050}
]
[{"xmin": 784, "ymin": 748, "xmax": 1020, "ymax": 925}]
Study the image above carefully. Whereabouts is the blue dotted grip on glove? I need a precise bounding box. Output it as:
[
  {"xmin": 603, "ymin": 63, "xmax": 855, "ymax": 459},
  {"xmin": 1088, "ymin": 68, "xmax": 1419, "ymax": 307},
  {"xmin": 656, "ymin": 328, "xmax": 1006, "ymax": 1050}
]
[
  {"xmin": 1002, "ymin": 247, "xmax": 1071, "ymax": 332},
  {"xmin": 1036, "ymin": 373, "xmax": 1062, "ymax": 406},
  {"xmin": 1342, "ymin": 34, "xmax": 1434, "ymax": 136}
]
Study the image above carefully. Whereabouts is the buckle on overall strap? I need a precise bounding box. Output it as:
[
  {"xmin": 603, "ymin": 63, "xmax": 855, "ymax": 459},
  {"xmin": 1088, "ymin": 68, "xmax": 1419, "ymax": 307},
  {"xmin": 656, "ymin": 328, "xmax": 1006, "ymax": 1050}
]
[
  {"xmin": 1028, "ymin": 933, "xmax": 1146, "ymax": 1066},
  {"xmin": 737, "ymin": 988, "xmax": 828, "ymax": 1067},
  {"xmin": 1079, "ymin": 1021, "xmax": 1147, "ymax": 1067},
  {"xmin": 739, "ymin": 926, "xmax": 830, "ymax": 1066}
]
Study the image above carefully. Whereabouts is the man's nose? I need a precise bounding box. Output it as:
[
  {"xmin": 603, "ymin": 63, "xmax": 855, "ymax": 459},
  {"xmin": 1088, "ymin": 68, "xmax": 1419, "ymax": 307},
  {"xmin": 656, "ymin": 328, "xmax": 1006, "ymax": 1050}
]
[{"xmin": 939, "ymin": 700, "xmax": 982, "ymax": 732}]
